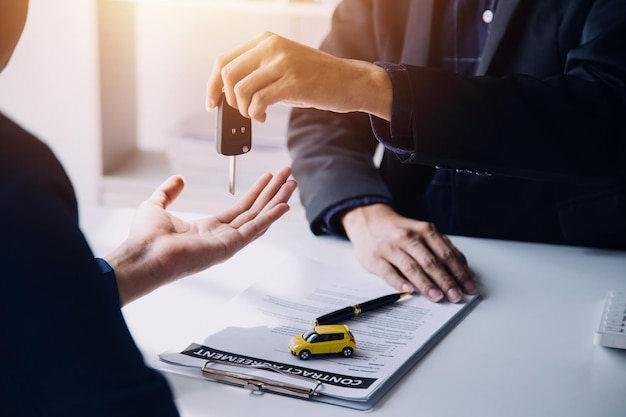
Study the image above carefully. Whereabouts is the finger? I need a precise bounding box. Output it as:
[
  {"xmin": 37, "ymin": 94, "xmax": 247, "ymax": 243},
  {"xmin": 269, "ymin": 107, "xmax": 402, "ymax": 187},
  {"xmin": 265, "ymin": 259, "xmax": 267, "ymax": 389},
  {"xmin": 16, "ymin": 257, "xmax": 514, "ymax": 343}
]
[
  {"xmin": 216, "ymin": 172, "xmax": 274, "ymax": 224},
  {"xmin": 252, "ymin": 166, "xmax": 294, "ymax": 211},
  {"xmin": 239, "ymin": 175, "xmax": 297, "ymax": 240},
  {"xmin": 438, "ymin": 234, "xmax": 469, "ymax": 265},
  {"xmin": 206, "ymin": 67, "xmax": 223, "ymax": 111},
  {"xmin": 214, "ymin": 166, "xmax": 292, "ymax": 225},
  {"xmin": 223, "ymin": 51, "xmax": 260, "ymax": 117},
  {"xmin": 147, "ymin": 175, "xmax": 185, "ymax": 209},
  {"xmin": 245, "ymin": 81, "xmax": 286, "ymax": 123},
  {"xmin": 231, "ymin": 176, "xmax": 296, "ymax": 242},
  {"xmin": 206, "ymin": 33, "xmax": 268, "ymax": 109},
  {"xmin": 410, "ymin": 247, "xmax": 464, "ymax": 303},
  {"xmin": 385, "ymin": 247, "xmax": 454, "ymax": 302},
  {"xmin": 261, "ymin": 178, "xmax": 297, "ymax": 217},
  {"xmin": 441, "ymin": 235, "xmax": 472, "ymax": 276},
  {"xmin": 368, "ymin": 260, "xmax": 416, "ymax": 294},
  {"xmin": 228, "ymin": 38, "xmax": 292, "ymax": 121},
  {"xmin": 230, "ymin": 167, "xmax": 294, "ymax": 228},
  {"xmin": 397, "ymin": 223, "xmax": 472, "ymax": 301},
  {"xmin": 234, "ymin": 71, "xmax": 282, "ymax": 122},
  {"xmin": 424, "ymin": 232, "xmax": 476, "ymax": 295},
  {"xmin": 206, "ymin": 31, "xmax": 275, "ymax": 111},
  {"xmin": 224, "ymin": 47, "xmax": 282, "ymax": 119},
  {"xmin": 389, "ymin": 232, "xmax": 463, "ymax": 303},
  {"xmin": 236, "ymin": 201, "xmax": 292, "ymax": 242}
]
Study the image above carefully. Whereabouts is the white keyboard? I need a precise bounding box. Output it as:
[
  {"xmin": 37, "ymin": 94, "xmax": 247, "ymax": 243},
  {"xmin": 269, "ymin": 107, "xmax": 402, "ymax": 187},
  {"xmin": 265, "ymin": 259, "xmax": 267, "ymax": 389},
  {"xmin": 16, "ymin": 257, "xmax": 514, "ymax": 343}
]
[{"xmin": 595, "ymin": 290, "xmax": 626, "ymax": 349}]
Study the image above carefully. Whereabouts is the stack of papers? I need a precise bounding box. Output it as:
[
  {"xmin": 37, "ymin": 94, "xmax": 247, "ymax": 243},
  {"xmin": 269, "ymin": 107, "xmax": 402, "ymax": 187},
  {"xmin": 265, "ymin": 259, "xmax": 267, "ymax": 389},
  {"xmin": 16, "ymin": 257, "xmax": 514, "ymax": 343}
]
[{"xmin": 156, "ymin": 257, "xmax": 480, "ymax": 410}]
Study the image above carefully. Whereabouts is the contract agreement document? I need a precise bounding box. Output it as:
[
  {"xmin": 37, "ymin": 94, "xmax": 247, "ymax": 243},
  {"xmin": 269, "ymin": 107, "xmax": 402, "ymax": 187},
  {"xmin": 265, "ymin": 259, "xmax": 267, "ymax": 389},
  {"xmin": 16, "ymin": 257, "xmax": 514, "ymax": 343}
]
[{"xmin": 158, "ymin": 256, "xmax": 481, "ymax": 410}]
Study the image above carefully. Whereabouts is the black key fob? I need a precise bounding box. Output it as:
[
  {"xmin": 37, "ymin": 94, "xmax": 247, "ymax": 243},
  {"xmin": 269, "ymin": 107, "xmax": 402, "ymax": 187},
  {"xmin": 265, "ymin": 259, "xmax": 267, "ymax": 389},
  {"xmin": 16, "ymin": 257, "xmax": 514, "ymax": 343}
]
[{"xmin": 216, "ymin": 93, "xmax": 252, "ymax": 156}]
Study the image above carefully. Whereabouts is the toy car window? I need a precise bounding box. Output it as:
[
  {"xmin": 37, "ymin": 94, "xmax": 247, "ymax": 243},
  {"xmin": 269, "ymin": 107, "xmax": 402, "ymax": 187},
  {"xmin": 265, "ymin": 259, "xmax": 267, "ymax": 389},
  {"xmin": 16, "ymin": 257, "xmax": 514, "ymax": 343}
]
[
  {"xmin": 303, "ymin": 330, "xmax": 318, "ymax": 342},
  {"xmin": 315, "ymin": 334, "xmax": 331, "ymax": 343}
]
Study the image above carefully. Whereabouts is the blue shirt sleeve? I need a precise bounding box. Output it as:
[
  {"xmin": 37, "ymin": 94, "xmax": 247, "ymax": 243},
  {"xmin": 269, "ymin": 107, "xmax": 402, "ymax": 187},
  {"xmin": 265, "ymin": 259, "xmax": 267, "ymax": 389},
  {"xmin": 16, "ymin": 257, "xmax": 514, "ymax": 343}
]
[
  {"xmin": 95, "ymin": 257, "xmax": 114, "ymax": 275},
  {"xmin": 95, "ymin": 257, "xmax": 122, "ymax": 305},
  {"xmin": 313, "ymin": 195, "xmax": 394, "ymax": 237}
]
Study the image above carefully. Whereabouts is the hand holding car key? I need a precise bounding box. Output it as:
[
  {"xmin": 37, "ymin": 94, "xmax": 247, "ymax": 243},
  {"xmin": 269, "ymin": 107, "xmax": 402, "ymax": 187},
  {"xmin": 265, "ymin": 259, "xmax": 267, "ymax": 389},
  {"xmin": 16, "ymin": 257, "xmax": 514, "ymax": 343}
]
[{"xmin": 216, "ymin": 93, "xmax": 252, "ymax": 194}]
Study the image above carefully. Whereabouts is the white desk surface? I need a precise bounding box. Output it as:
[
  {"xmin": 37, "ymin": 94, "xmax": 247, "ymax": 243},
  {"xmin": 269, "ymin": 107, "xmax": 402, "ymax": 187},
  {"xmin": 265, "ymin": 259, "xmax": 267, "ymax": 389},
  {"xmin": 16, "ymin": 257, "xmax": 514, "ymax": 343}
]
[{"xmin": 81, "ymin": 206, "xmax": 626, "ymax": 417}]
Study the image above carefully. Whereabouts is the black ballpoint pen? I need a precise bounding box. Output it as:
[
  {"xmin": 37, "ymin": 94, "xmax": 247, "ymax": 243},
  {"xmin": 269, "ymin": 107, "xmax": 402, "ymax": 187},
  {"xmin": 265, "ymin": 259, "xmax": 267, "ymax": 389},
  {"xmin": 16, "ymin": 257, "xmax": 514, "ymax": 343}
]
[{"xmin": 314, "ymin": 291, "xmax": 413, "ymax": 325}]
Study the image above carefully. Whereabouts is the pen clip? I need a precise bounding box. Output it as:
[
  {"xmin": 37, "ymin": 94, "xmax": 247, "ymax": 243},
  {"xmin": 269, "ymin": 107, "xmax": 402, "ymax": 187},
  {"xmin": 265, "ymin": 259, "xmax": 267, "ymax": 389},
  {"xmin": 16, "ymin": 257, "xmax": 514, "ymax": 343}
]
[{"xmin": 201, "ymin": 360, "xmax": 322, "ymax": 399}]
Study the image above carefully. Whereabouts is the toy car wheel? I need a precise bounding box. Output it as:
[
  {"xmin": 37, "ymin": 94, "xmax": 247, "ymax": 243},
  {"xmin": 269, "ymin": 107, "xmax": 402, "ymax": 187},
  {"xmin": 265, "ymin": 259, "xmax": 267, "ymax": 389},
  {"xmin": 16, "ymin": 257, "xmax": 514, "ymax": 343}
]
[
  {"xmin": 341, "ymin": 347, "xmax": 353, "ymax": 357},
  {"xmin": 299, "ymin": 350, "xmax": 311, "ymax": 360}
]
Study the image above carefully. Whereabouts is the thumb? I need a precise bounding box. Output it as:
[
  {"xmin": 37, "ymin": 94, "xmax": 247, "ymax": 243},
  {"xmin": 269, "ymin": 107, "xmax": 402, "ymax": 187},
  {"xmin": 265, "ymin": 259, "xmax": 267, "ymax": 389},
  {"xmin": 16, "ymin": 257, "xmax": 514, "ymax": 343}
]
[{"xmin": 148, "ymin": 175, "xmax": 185, "ymax": 209}]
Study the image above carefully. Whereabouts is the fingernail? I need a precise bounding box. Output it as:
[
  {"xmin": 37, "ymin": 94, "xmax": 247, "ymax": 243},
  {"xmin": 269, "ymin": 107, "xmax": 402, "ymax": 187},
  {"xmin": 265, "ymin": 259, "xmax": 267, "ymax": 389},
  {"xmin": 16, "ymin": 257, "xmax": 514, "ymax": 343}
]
[
  {"xmin": 447, "ymin": 288, "xmax": 462, "ymax": 303},
  {"xmin": 428, "ymin": 288, "xmax": 444, "ymax": 302},
  {"xmin": 463, "ymin": 279, "xmax": 476, "ymax": 294},
  {"xmin": 401, "ymin": 283, "xmax": 414, "ymax": 293}
]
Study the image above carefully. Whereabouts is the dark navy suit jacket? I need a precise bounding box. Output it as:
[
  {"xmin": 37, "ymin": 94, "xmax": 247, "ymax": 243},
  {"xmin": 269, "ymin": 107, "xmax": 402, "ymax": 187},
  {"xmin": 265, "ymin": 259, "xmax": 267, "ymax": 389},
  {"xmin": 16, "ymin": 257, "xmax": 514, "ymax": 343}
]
[
  {"xmin": 0, "ymin": 112, "xmax": 179, "ymax": 416},
  {"xmin": 288, "ymin": 0, "xmax": 626, "ymax": 249}
]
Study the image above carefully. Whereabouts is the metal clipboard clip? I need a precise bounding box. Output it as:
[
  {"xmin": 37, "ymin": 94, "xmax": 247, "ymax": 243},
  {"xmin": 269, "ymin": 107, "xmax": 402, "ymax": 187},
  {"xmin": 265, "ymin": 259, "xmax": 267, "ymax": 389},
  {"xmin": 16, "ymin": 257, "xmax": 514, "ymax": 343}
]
[{"xmin": 201, "ymin": 360, "xmax": 322, "ymax": 399}]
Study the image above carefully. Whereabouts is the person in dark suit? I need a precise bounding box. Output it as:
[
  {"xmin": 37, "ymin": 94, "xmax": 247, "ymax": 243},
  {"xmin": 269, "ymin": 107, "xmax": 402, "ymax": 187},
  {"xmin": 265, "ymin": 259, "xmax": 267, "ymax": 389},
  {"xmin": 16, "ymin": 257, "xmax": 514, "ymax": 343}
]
[
  {"xmin": 1, "ymin": 1, "xmax": 296, "ymax": 415},
  {"xmin": 206, "ymin": 0, "xmax": 626, "ymax": 303}
]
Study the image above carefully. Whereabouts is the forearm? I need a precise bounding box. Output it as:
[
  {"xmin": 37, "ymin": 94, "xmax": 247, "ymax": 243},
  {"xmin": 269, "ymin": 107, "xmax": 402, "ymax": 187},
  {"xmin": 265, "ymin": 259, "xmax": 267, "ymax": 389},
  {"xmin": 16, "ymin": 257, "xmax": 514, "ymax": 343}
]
[
  {"xmin": 346, "ymin": 59, "xmax": 392, "ymax": 121},
  {"xmin": 104, "ymin": 241, "xmax": 163, "ymax": 306},
  {"xmin": 341, "ymin": 203, "xmax": 395, "ymax": 239}
]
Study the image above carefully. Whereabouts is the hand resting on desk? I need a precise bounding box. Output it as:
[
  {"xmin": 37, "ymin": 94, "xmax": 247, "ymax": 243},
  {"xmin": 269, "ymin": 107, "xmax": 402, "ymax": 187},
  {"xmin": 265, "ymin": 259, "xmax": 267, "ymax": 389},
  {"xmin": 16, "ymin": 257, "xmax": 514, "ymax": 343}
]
[
  {"xmin": 342, "ymin": 204, "xmax": 476, "ymax": 304},
  {"xmin": 104, "ymin": 166, "xmax": 297, "ymax": 306}
]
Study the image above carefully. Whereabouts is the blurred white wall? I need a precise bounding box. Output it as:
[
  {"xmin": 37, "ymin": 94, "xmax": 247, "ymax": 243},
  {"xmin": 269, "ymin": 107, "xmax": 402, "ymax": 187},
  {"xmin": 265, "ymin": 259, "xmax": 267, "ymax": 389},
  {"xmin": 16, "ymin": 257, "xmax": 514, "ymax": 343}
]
[{"xmin": 0, "ymin": 0, "xmax": 101, "ymax": 206}]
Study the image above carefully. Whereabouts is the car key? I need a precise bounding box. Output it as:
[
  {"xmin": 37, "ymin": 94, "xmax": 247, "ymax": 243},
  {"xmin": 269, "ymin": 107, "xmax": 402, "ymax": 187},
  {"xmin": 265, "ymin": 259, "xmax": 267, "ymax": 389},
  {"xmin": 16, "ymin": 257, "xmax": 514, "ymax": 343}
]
[{"xmin": 216, "ymin": 93, "xmax": 251, "ymax": 194}]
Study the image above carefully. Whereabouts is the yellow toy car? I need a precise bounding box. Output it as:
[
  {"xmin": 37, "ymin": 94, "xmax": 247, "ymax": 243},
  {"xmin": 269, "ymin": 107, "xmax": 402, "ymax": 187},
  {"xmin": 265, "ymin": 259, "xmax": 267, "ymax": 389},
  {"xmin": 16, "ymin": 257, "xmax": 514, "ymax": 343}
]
[{"xmin": 288, "ymin": 324, "xmax": 356, "ymax": 360}]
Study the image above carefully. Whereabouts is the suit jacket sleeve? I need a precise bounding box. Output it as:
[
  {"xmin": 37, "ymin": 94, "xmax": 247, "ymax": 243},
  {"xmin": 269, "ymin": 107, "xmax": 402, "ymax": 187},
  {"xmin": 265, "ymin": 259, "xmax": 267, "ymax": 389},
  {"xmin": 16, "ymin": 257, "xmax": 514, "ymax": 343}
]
[
  {"xmin": 378, "ymin": 1, "xmax": 626, "ymax": 184},
  {"xmin": 288, "ymin": 0, "xmax": 431, "ymax": 232}
]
